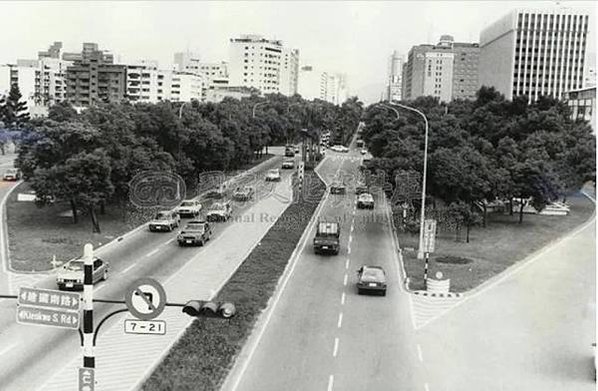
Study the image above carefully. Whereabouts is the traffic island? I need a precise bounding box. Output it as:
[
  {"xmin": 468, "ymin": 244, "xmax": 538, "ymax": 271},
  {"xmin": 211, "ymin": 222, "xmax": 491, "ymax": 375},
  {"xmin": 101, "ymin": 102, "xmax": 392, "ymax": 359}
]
[
  {"xmin": 395, "ymin": 193, "xmax": 595, "ymax": 293},
  {"xmin": 143, "ymin": 170, "xmax": 326, "ymax": 391}
]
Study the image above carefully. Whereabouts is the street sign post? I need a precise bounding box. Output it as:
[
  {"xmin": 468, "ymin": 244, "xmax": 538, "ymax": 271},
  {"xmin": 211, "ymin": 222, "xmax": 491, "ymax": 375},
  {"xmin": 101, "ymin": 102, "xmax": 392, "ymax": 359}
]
[
  {"xmin": 125, "ymin": 278, "xmax": 167, "ymax": 320},
  {"xmin": 78, "ymin": 367, "xmax": 95, "ymax": 391},
  {"xmin": 16, "ymin": 287, "xmax": 81, "ymax": 329},
  {"xmin": 422, "ymin": 219, "xmax": 437, "ymax": 283}
]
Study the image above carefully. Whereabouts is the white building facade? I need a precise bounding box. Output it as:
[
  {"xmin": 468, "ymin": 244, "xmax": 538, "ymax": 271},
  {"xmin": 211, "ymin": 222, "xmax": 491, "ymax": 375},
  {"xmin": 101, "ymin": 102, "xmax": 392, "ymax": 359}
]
[
  {"xmin": 298, "ymin": 65, "xmax": 348, "ymax": 105},
  {"xmin": 422, "ymin": 52, "xmax": 454, "ymax": 102},
  {"xmin": 386, "ymin": 51, "xmax": 403, "ymax": 101},
  {"xmin": 127, "ymin": 66, "xmax": 203, "ymax": 104},
  {"xmin": 479, "ymin": 8, "xmax": 589, "ymax": 102}
]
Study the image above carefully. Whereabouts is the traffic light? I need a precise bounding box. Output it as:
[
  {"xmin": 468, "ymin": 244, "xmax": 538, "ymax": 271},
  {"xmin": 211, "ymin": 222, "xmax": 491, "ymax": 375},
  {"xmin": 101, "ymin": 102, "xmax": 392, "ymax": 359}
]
[{"xmin": 182, "ymin": 300, "xmax": 237, "ymax": 318}]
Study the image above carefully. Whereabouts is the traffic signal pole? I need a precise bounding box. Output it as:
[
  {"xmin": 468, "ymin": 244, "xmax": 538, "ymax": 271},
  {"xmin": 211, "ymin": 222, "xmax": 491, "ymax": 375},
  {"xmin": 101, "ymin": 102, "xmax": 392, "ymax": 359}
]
[{"xmin": 82, "ymin": 243, "xmax": 94, "ymax": 369}]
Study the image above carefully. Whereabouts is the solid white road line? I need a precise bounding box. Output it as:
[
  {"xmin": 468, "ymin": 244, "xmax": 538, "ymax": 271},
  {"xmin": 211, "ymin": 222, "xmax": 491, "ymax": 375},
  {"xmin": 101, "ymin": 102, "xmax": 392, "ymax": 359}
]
[
  {"xmin": 333, "ymin": 337, "xmax": 339, "ymax": 357},
  {"xmin": 424, "ymin": 383, "xmax": 430, "ymax": 391},
  {"xmin": 165, "ymin": 238, "xmax": 175, "ymax": 244},
  {"xmin": 145, "ymin": 248, "xmax": 160, "ymax": 258},
  {"xmin": 343, "ymin": 274, "xmax": 348, "ymax": 286},
  {"xmin": 417, "ymin": 344, "xmax": 423, "ymax": 362},
  {"xmin": 121, "ymin": 264, "xmax": 136, "ymax": 274},
  {"xmin": 341, "ymin": 292, "xmax": 346, "ymax": 305},
  {"xmin": 337, "ymin": 313, "xmax": 343, "ymax": 328},
  {"xmin": 327, "ymin": 375, "xmax": 334, "ymax": 391},
  {"xmin": 0, "ymin": 342, "xmax": 17, "ymax": 356}
]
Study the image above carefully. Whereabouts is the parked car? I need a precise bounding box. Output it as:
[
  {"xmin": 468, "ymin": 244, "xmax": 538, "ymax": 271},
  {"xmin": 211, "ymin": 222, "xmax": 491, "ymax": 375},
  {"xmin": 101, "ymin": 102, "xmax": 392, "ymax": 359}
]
[
  {"xmin": 313, "ymin": 221, "xmax": 340, "ymax": 255},
  {"xmin": 355, "ymin": 182, "xmax": 368, "ymax": 195},
  {"xmin": 330, "ymin": 181, "xmax": 346, "ymax": 195},
  {"xmin": 176, "ymin": 199, "xmax": 202, "ymax": 218},
  {"xmin": 177, "ymin": 220, "xmax": 212, "ymax": 246},
  {"xmin": 233, "ymin": 186, "xmax": 254, "ymax": 201},
  {"xmin": 3, "ymin": 168, "xmax": 21, "ymax": 181},
  {"xmin": 294, "ymin": 146, "xmax": 300, "ymax": 154},
  {"xmin": 266, "ymin": 169, "xmax": 282, "ymax": 182},
  {"xmin": 356, "ymin": 266, "xmax": 387, "ymax": 296},
  {"xmin": 149, "ymin": 210, "xmax": 180, "ymax": 232},
  {"xmin": 57, "ymin": 257, "xmax": 109, "ymax": 290},
  {"xmin": 282, "ymin": 158, "xmax": 295, "ymax": 169},
  {"xmin": 357, "ymin": 193, "xmax": 375, "ymax": 209},
  {"xmin": 206, "ymin": 201, "xmax": 233, "ymax": 222}
]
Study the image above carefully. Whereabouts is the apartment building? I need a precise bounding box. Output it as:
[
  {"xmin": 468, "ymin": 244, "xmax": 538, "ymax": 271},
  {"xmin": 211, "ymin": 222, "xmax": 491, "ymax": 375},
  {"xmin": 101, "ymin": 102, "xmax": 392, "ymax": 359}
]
[
  {"xmin": 228, "ymin": 34, "xmax": 299, "ymax": 96},
  {"xmin": 386, "ymin": 51, "xmax": 403, "ymax": 101},
  {"xmin": 479, "ymin": 8, "xmax": 589, "ymax": 102},
  {"xmin": 127, "ymin": 66, "xmax": 202, "ymax": 104},
  {"xmin": 298, "ymin": 65, "xmax": 348, "ymax": 104}
]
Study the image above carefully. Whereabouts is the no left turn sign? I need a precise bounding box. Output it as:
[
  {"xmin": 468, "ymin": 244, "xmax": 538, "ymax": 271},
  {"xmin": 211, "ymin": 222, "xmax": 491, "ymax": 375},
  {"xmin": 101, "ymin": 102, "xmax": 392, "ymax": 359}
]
[{"xmin": 124, "ymin": 278, "xmax": 167, "ymax": 320}]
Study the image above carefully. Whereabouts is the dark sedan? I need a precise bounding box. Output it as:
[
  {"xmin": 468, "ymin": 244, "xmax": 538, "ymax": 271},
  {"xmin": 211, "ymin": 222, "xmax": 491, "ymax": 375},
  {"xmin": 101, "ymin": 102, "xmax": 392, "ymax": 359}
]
[{"xmin": 356, "ymin": 266, "xmax": 387, "ymax": 296}]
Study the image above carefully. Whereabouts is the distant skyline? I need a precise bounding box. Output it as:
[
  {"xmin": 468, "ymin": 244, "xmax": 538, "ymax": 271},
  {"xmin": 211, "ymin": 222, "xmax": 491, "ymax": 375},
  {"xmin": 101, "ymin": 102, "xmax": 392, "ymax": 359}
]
[{"xmin": 0, "ymin": 1, "xmax": 595, "ymax": 103}]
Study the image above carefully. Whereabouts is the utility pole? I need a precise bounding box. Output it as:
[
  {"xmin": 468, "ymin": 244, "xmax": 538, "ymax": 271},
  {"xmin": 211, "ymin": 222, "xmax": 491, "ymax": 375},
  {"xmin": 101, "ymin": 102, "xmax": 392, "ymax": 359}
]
[{"xmin": 82, "ymin": 243, "xmax": 94, "ymax": 369}]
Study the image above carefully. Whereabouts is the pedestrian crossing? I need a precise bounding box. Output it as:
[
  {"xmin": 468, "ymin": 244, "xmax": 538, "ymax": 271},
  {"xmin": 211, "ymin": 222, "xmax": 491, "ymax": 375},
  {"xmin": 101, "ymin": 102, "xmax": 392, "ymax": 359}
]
[{"xmin": 410, "ymin": 292, "xmax": 463, "ymax": 330}]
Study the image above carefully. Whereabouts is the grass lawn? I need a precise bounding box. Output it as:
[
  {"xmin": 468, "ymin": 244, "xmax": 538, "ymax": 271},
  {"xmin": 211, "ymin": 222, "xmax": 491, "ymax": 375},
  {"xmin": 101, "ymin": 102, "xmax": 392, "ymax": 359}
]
[
  {"xmin": 397, "ymin": 192, "xmax": 595, "ymax": 293},
  {"xmin": 143, "ymin": 170, "xmax": 326, "ymax": 391},
  {"xmin": 6, "ymin": 155, "xmax": 275, "ymax": 272}
]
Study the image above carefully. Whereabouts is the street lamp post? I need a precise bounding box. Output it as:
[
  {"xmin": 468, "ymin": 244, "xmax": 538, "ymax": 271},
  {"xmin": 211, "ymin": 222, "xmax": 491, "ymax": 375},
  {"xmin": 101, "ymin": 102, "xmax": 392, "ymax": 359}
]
[
  {"xmin": 177, "ymin": 102, "xmax": 188, "ymax": 200},
  {"xmin": 252, "ymin": 101, "xmax": 268, "ymax": 118},
  {"xmin": 388, "ymin": 101, "xmax": 429, "ymax": 260}
]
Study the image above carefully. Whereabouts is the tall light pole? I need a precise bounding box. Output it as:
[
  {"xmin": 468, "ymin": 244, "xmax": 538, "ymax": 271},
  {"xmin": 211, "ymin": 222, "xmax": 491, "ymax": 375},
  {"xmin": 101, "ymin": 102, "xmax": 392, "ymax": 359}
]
[
  {"xmin": 252, "ymin": 101, "xmax": 268, "ymax": 118},
  {"xmin": 178, "ymin": 102, "xmax": 188, "ymax": 163},
  {"xmin": 387, "ymin": 101, "xmax": 429, "ymax": 260}
]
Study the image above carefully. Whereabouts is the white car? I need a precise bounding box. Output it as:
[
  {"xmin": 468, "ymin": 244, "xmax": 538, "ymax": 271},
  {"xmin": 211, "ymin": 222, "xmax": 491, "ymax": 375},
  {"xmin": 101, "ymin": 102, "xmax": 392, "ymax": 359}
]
[
  {"xmin": 265, "ymin": 169, "xmax": 281, "ymax": 181},
  {"xmin": 57, "ymin": 257, "xmax": 109, "ymax": 290},
  {"xmin": 149, "ymin": 210, "xmax": 180, "ymax": 232},
  {"xmin": 357, "ymin": 193, "xmax": 375, "ymax": 209},
  {"xmin": 361, "ymin": 149, "xmax": 367, "ymax": 155},
  {"xmin": 176, "ymin": 200, "xmax": 202, "ymax": 218},
  {"xmin": 331, "ymin": 145, "xmax": 349, "ymax": 153},
  {"xmin": 206, "ymin": 201, "xmax": 233, "ymax": 222}
]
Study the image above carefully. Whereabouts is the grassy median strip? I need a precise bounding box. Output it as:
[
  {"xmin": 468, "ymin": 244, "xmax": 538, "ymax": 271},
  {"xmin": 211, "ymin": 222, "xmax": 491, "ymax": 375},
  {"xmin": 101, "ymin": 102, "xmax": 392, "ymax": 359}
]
[
  {"xmin": 6, "ymin": 154, "xmax": 275, "ymax": 272},
  {"xmin": 143, "ymin": 170, "xmax": 325, "ymax": 391},
  {"xmin": 396, "ymin": 193, "xmax": 595, "ymax": 292}
]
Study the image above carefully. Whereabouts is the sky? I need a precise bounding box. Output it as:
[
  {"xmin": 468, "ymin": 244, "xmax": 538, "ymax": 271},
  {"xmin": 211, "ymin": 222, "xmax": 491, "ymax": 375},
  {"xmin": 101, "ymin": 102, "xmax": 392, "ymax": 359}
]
[{"xmin": 0, "ymin": 1, "xmax": 595, "ymax": 104}]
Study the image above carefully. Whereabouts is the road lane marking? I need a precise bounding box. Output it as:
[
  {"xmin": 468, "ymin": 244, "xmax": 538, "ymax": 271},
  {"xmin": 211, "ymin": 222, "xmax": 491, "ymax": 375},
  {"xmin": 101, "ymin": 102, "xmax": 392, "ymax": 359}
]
[
  {"xmin": 0, "ymin": 342, "xmax": 17, "ymax": 356},
  {"xmin": 333, "ymin": 337, "xmax": 339, "ymax": 357},
  {"xmin": 417, "ymin": 344, "xmax": 423, "ymax": 362},
  {"xmin": 145, "ymin": 248, "xmax": 160, "ymax": 257},
  {"xmin": 350, "ymin": 224, "xmax": 354, "ymax": 233},
  {"xmin": 122, "ymin": 264, "xmax": 135, "ymax": 274},
  {"xmin": 424, "ymin": 383, "xmax": 430, "ymax": 391},
  {"xmin": 347, "ymin": 246, "xmax": 351, "ymax": 255},
  {"xmin": 343, "ymin": 274, "xmax": 348, "ymax": 286},
  {"xmin": 345, "ymin": 258, "xmax": 349, "ymax": 269},
  {"xmin": 337, "ymin": 313, "xmax": 343, "ymax": 328},
  {"xmin": 327, "ymin": 375, "xmax": 334, "ymax": 391},
  {"xmin": 165, "ymin": 238, "xmax": 175, "ymax": 244},
  {"xmin": 341, "ymin": 292, "xmax": 346, "ymax": 305}
]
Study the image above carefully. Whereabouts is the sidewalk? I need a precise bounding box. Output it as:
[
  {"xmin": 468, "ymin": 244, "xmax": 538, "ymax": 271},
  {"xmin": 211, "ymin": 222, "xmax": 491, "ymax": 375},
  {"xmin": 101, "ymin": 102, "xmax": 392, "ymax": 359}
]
[{"xmin": 40, "ymin": 175, "xmax": 293, "ymax": 390}]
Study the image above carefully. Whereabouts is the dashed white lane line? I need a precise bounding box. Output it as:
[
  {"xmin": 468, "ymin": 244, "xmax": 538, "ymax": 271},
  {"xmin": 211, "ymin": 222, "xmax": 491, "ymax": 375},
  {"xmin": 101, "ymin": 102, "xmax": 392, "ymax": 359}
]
[
  {"xmin": 332, "ymin": 337, "xmax": 339, "ymax": 357},
  {"xmin": 417, "ymin": 344, "xmax": 423, "ymax": 362},
  {"xmin": 0, "ymin": 342, "xmax": 17, "ymax": 356},
  {"xmin": 165, "ymin": 238, "xmax": 175, "ymax": 244},
  {"xmin": 145, "ymin": 248, "xmax": 160, "ymax": 257},
  {"xmin": 337, "ymin": 313, "xmax": 343, "ymax": 328},
  {"xmin": 121, "ymin": 264, "xmax": 135, "ymax": 274},
  {"xmin": 327, "ymin": 375, "xmax": 334, "ymax": 391},
  {"xmin": 343, "ymin": 274, "xmax": 348, "ymax": 286},
  {"xmin": 347, "ymin": 246, "xmax": 351, "ymax": 255},
  {"xmin": 350, "ymin": 224, "xmax": 354, "ymax": 233},
  {"xmin": 345, "ymin": 258, "xmax": 349, "ymax": 269},
  {"xmin": 424, "ymin": 383, "xmax": 430, "ymax": 391},
  {"xmin": 341, "ymin": 292, "xmax": 346, "ymax": 305}
]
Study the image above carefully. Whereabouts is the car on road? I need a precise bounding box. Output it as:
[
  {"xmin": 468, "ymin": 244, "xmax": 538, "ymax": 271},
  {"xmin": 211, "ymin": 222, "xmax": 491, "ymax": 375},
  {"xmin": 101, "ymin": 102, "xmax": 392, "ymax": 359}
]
[
  {"xmin": 57, "ymin": 257, "xmax": 109, "ymax": 290},
  {"xmin": 362, "ymin": 155, "xmax": 372, "ymax": 164},
  {"xmin": 206, "ymin": 201, "xmax": 232, "ymax": 222},
  {"xmin": 176, "ymin": 199, "xmax": 202, "ymax": 218},
  {"xmin": 177, "ymin": 220, "xmax": 212, "ymax": 246},
  {"xmin": 313, "ymin": 221, "xmax": 340, "ymax": 255},
  {"xmin": 356, "ymin": 140, "xmax": 364, "ymax": 148},
  {"xmin": 360, "ymin": 149, "xmax": 367, "ymax": 155},
  {"xmin": 357, "ymin": 193, "xmax": 375, "ymax": 209},
  {"xmin": 282, "ymin": 158, "xmax": 295, "ymax": 169},
  {"xmin": 3, "ymin": 168, "xmax": 21, "ymax": 181},
  {"xmin": 355, "ymin": 182, "xmax": 368, "ymax": 195},
  {"xmin": 233, "ymin": 186, "xmax": 254, "ymax": 201},
  {"xmin": 330, "ymin": 145, "xmax": 349, "ymax": 153},
  {"xmin": 330, "ymin": 180, "xmax": 346, "ymax": 195},
  {"xmin": 356, "ymin": 266, "xmax": 387, "ymax": 296},
  {"xmin": 284, "ymin": 146, "xmax": 295, "ymax": 157},
  {"xmin": 149, "ymin": 210, "xmax": 180, "ymax": 232},
  {"xmin": 294, "ymin": 146, "xmax": 300, "ymax": 153},
  {"xmin": 205, "ymin": 187, "xmax": 226, "ymax": 199},
  {"xmin": 265, "ymin": 169, "xmax": 282, "ymax": 182}
]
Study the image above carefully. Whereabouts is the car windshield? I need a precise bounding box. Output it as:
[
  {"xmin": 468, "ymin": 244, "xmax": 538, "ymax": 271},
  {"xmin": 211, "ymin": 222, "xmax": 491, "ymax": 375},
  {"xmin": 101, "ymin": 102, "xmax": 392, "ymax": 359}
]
[
  {"xmin": 211, "ymin": 203, "xmax": 226, "ymax": 211},
  {"xmin": 154, "ymin": 212, "xmax": 170, "ymax": 220},
  {"xmin": 180, "ymin": 201, "xmax": 195, "ymax": 207},
  {"xmin": 65, "ymin": 261, "xmax": 84, "ymax": 271},
  {"xmin": 268, "ymin": 170, "xmax": 278, "ymax": 175},
  {"xmin": 185, "ymin": 223, "xmax": 205, "ymax": 232},
  {"xmin": 363, "ymin": 268, "xmax": 384, "ymax": 279},
  {"xmin": 6, "ymin": 169, "xmax": 17, "ymax": 174}
]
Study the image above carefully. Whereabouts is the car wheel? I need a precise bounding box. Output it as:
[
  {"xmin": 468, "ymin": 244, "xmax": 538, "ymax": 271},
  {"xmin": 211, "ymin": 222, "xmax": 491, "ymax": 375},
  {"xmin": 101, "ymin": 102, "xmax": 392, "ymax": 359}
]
[
  {"xmin": 357, "ymin": 288, "xmax": 363, "ymax": 295},
  {"xmin": 199, "ymin": 239, "xmax": 204, "ymax": 246},
  {"xmin": 381, "ymin": 290, "xmax": 386, "ymax": 297}
]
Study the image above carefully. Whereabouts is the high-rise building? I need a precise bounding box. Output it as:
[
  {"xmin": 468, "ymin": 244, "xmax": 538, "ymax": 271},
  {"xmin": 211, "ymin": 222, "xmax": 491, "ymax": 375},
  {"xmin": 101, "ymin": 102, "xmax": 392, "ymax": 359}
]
[
  {"xmin": 228, "ymin": 34, "xmax": 299, "ymax": 96},
  {"xmin": 66, "ymin": 47, "xmax": 126, "ymax": 107},
  {"xmin": 298, "ymin": 65, "xmax": 347, "ymax": 104},
  {"xmin": 479, "ymin": 8, "xmax": 589, "ymax": 102},
  {"xmin": 38, "ymin": 41, "xmax": 63, "ymax": 59},
  {"xmin": 402, "ymin": 35, "xmax": 479, "ymax": 102},
  {"xmin": 386, "ymin": 51, "xmax": 403, "ymax": 101}
]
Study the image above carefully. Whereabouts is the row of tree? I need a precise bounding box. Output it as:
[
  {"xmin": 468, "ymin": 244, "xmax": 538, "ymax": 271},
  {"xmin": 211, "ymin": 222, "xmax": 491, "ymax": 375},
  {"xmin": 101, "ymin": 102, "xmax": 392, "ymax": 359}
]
[
  {"xmin": 12, "ymin": 93, "xmax": 363, "ymax": 232},
  {"xmin": 361, "ymin": 87, "xmax": 595, "ymax": 241}
]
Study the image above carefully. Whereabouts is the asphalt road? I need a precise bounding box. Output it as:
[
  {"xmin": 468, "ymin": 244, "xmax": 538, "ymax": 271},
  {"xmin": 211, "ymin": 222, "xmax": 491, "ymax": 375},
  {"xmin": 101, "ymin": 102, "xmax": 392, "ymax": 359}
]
[
  {"xmin": 0, "ymin": 148, "xmax": 297, "ymax": 390},
  {"xmin": 419, "ymin": 212, "xmax": 596, "ymax": 391},
  {"xmin": 224, "ymin": 139, "xmax": 426, "ymax": 391}
]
